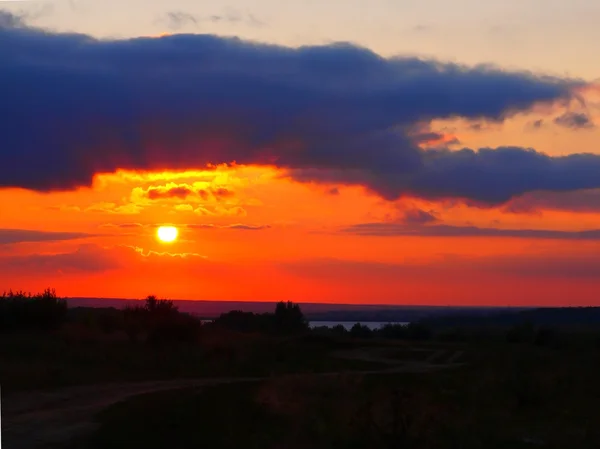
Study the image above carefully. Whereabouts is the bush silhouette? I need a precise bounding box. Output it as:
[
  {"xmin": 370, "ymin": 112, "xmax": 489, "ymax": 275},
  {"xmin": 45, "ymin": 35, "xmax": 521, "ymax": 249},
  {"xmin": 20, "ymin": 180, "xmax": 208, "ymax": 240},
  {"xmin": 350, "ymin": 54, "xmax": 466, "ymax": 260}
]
[
  {"xmin": 212, "ymin": 310, "xmax": 272, "ymax": 333},
  {"xmin": 350, "ymin": 323, "xmax": 373, "ymax": 338},
  {"xmin": 379, "ymin": 323, "xmax": 408, "ymax": 339},
  {"xmin": 123, "ymin": 295, "xmax": 201, "ymax": 345},
  {"xmin": 0, "ymin": 288, "xmax": 67, "ymax": 332},
  {"xmin": 212, "ymin": 301, "xmax": 308, "ymax": 335},
  {"xmin": 273, "ymin": 301, "xmax": 309, "ymax": 335}
]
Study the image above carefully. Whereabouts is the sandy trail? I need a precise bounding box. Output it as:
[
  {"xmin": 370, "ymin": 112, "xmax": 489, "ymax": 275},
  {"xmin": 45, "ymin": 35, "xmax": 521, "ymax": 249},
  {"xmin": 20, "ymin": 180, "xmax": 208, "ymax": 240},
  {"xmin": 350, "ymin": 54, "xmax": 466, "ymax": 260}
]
[{"xmin": 3, "ymin": 348, "xmax": 466, "ymax": 449}]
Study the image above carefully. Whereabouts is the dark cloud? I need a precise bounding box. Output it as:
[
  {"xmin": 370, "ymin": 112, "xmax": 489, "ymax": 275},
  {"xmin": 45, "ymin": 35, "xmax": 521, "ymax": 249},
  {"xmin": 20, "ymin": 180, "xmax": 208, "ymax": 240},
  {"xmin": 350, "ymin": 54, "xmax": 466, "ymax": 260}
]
[
  {"xmin": 282, "ymin": 253, "xmax": 600, "ymax": 282},
  {"xmin": 527, "ymin": 119, "xmax": 545, "ymax": 130},
  {"xmin": 400, "ymin": 208, "xmax": 438, "ymax": 225},
  {"xmin": 409, "ymin": 130, "xmax": 461, "ymax": 148},
  {"xmin": 0, "ymin": 13, "xmax": 593, "ymax": 206},
  {"xmin": 411, "ymin": 132, "xmax": 445, "ymax": 143},
  {"xmin": 468, "ymin": 122, "xmax": 491, "ymax": 131},
  {"xmin": 0, "ymin": 5, "xmax": 53, "ymax": 27},
  {"xmin": 0, "ymin": 10, "xmax": 24, "ymax": 28},
  {"xmin": 0, "ymin": 244, "xmax": 118, "ymax": 274},
  {"xmin": 140, "ymin": 184, "xmax": 234, "ymax": 201},
  {"xmin": 227, "ymin": 224, "xmax": 271, "ymax": 230},
  {"xmin": 340, "ymin": 222, "xmax": 600, "ymax": 240},
  {"xmin": 506, "ymin": 189, "xmax": 600, "ymax": 213},
  {"xmin": 187, "ymin": 223, "xmax": 270, "ymax": 230},
  {"xmin": 210, "ymin": 187, "xmax": 234, "ymax": 199},
  {"xmin": 146, "ymin": 185, "xmax": 194, "ymax": 200},
  {"xmin": 0, "ymin": 229, "xmax": 95, "ymax": 245},
  {"xmin": 553, "ymin": 111, "xmax": 595, "ymax": 129},
  {"xmin": 290, "ymin": 147, "xmax": 600, "ymax": 204},
  {"xmin": 99, "ymin": 223, "xmax": 144, "ymax": 228}
]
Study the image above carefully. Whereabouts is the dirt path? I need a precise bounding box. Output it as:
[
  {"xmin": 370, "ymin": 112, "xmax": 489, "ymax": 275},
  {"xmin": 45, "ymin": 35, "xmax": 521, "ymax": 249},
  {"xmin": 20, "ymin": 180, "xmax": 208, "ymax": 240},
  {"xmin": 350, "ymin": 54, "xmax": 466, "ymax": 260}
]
[
  {"xmin": 3, "ymin": 377, "xmax": 271, "ymax": 449},
  {"xmin": 3, "ymin": 349, "xmax": 466, "ymax": 449}
]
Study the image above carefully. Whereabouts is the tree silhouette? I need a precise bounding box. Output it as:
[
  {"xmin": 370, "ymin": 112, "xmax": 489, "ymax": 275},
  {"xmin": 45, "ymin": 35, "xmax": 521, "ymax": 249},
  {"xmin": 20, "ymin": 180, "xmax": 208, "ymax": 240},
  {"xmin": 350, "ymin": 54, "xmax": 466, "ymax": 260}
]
[
  {"xmin": 212, "ymin": 301, "xmax": 308, "ymax": 335},
  {"xmin": 273, "ymin": 301, "xmax": 309, "ymax": 335},
  {"xmin": 123, "ymin": 295, "xmax": 199, "ymax": 344},
  {"xmin": 350, "ymin": 323, "xmax": 373, "ymax": 338}
]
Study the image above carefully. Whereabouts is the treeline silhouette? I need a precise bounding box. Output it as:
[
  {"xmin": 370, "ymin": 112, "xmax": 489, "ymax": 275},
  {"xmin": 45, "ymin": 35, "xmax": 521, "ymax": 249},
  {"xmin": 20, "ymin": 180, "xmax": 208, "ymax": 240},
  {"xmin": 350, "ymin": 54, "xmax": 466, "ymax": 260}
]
[
  {"xmin": 0, "ymin": 290, "xmax": 309, "ymax": 345},
  {"xmin": 420, "ymin": 306, "xmax": 600, "ymax": 329},
  {"xmin": 2, "ymin": 289, "xmax": 600, "ymax": 349},
  {"xmin": 0, "ymin": 289, "xmax": 67, "ymax": 332},
  {"xmin": 123, "ymin": 296, "xmax": 202, "ymax": 345},
  {"xmin": 211, "ymin": 301, "xmax": 309, "ymax": 335},
  {"xmin": 309, "ymin": 322, "xmax": 433, "ymax": 341}
]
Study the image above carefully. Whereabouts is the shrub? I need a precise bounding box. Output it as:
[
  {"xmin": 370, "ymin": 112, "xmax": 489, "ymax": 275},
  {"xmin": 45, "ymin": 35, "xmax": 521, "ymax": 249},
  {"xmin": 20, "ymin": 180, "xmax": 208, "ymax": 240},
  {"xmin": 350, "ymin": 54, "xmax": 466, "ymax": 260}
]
[
  {"xmin": 123, "ymin": 295, "xmax": 202, "ymax": 345},
  {"xmin": 212, "ymin": 301, "xmax": 309, "ymax": 336},
  {"xmin": 350, "ymin": 323, "xmax": 373, "ymax": 339},
  {"xmin": 0, "ymin": 288, "xmax": 67, "ymax": 332}
]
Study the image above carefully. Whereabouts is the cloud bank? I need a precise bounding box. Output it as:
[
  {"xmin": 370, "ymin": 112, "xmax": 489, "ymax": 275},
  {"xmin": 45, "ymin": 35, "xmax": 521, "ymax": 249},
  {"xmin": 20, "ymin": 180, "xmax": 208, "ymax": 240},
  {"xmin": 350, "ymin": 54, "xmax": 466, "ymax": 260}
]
[{"xmin": 1, "ymin": 12, "xmax": 598, "ymax": 205}]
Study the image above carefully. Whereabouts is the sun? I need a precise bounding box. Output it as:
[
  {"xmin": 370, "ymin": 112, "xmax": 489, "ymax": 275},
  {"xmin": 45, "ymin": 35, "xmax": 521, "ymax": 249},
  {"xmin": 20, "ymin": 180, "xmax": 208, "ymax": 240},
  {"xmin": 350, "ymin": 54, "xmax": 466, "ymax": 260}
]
[{"xmin": 156, "ymin": 226, "xmax": 178, "ymax": 243}]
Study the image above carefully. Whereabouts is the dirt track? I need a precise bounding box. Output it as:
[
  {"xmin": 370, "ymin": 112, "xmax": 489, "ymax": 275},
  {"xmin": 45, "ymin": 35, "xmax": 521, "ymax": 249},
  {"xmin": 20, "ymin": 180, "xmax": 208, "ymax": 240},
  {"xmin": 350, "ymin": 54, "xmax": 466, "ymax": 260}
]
[{"xmin": 3, "ymin": 347, "xmax": 466, "ymax": 449}]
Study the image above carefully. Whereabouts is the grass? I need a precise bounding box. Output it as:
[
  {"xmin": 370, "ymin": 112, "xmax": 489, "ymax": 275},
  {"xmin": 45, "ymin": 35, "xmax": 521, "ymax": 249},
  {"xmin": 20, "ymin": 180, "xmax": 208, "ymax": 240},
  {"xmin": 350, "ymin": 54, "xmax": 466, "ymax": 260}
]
[
  {"xmin": 79, "ymin": 343, "xmax": 600, "ymax": 449},
  {"xmin": 4, "ymin": 320, "xmax": 600, "ymax": 448},
  {"xmin": 0, "ymin": 331, "xmax": 387, "ymax": 392}
]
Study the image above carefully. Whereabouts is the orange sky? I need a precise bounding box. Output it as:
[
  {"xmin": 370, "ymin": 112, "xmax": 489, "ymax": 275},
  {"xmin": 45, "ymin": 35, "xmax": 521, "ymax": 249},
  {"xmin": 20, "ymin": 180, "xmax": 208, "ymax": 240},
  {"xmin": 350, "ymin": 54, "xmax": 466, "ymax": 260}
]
[{"xmin": 2, "ymin": 107, "xmax": 600, "ymax": 306}]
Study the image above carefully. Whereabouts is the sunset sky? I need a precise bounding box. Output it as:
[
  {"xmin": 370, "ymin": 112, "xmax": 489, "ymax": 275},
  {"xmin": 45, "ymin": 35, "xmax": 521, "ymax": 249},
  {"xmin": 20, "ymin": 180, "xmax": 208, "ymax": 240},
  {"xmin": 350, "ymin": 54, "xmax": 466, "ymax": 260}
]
[{"xmin": 1, "ymin": 1, "xmax": 600, "ymax": 306}]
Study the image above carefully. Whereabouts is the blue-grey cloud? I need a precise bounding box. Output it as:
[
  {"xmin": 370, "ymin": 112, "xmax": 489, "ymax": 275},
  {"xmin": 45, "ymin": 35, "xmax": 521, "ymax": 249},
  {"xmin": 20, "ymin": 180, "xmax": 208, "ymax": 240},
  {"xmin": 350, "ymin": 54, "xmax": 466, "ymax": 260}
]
[
  {"xmin": 553, "ymin": 111, "xmax": 595, "ymax": 129},
  {"xmin": 0, "ymin": 12, "xmax": 595, "ymax": 205},
  {"xmin": 340, "ymin": 222, "xmax": 600, "ymax": 240},
  {"xmin": 0, "ymin": 244, "xmax": 119, "ymax": 274},
  {"xmin": 0, "ymin": 229, "xmax": 95, "ymax": 245},
  {"xmin": 506, "ymin": 188, "xmax": 600, "ymax": 213},
  {"xmin": 282, "ymin": 253, "xmax": 600, "ymax": 282},
  {"xmin": 290, "ymin": 147, "xmax": 600, "ymax": 204},
  {"xmin": 527, "ymin": 119, "xmax": 545, "ymax": 129},
  {"xmin": 0, "ymin": 10, "xmax": 23, "ymax": 28},
  {"xmin": 399, "ymin": 208, "xmax": 438, "ymax": 225}
]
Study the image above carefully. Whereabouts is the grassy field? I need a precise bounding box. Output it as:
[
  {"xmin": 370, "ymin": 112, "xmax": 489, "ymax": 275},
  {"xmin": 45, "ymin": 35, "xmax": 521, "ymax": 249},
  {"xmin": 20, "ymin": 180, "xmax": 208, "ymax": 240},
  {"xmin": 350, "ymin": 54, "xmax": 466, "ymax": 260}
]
[
  {"xmin": 0, "ymin": 331, "xmax": 388, "ymax": 392},
  {"xmin": 3, "ymin": 298, "xmax": 600, "ymax": 448},
  {"xmin": 67, "ymin": 342, "xmax": 600, "ymax": 449}
]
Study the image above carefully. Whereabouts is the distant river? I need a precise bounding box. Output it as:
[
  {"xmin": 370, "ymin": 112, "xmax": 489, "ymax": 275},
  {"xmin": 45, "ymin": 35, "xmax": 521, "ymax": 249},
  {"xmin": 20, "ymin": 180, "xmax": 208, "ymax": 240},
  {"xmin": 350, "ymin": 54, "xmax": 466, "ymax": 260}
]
[{"xmin": 309, "ymin": 321, "xmax": 409, "ymax": 331}]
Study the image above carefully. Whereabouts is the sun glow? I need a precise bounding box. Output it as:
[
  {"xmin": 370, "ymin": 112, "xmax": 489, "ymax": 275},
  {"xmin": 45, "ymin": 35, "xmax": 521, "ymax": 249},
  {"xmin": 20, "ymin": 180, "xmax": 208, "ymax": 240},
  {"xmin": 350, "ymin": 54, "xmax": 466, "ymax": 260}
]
[{"xmin": 157, "ymin": 226, "xmax": 179, "ymax": 243}]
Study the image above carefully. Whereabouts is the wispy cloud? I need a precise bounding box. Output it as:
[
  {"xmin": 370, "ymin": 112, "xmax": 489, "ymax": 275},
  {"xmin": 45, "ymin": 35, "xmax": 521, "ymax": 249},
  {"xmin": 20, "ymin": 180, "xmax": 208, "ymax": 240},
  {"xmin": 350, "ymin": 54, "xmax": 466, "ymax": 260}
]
[
  {"xmin": 0, "ymin": 244, "xmax": 118, "ymax": 274},
  {"xmin": 125, "ymin": 245, "xmax": 207, "ymax": 258},
  {"xmin": 553, "ymin": 111, "xmax": 595, "ymax": 129},
  {"xmin": 0, "ymin": 228, "xmax": 96, "ymax": 245},
  {"xmin": 398, "ymin": 208, "xmax": 438, "ymax": 225},
  {"xmin": 505, "ymin": 189, "xmax": 600, "ymax": 213},
  {"xmin": 282, "ymin": 252, "xmax": 600, "ymax": 282},
  {"xmin": 340, "ymin": 222, "xmax": 600, "ymax": 240},
  {"xmin": 187, "ymin": 223, "xmax": 270, "ymax": 231},
  {"xmin": 159, "ymin": 10, "xmax": 265, "ymax": 31}
]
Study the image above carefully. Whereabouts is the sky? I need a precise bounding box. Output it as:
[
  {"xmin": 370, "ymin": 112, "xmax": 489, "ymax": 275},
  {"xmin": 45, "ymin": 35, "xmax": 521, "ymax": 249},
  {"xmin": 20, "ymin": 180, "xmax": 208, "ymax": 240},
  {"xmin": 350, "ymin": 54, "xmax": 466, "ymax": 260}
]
[{"xmin": 1, "ymin": 1, "xmax": 600, "ymax": 306}]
